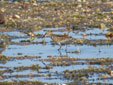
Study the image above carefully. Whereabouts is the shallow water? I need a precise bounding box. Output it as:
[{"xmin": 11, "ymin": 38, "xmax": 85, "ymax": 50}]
[
  {"xmin": 0, "ymin": 27, "xmax": 113, "ymax": 83},
  {"xmin": 2, "ymin": 44, "xmax": 113, "ymax": 58}
]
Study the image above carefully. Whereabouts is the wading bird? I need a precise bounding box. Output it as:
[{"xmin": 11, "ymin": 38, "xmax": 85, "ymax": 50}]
[{"xmin": 44, "ymin": 30, "xmax": 73, "ymax": 51}]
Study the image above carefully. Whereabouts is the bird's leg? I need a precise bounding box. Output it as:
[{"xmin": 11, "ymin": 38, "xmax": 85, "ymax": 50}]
[
  {"xmin": 66, "ymin": 51, "xmax": 68, "ymax": 57},
  {"xmin": 65, "ymin": 44, "xmax": 68, "ymax": 53},
  {"xmin": 58, "ymin": 49, "xmax": 62, "ymax": 57},
  {"xmin": 58, "ymin": 44, "xmax": 62, "ymax": 57},
  {"xmin": 58, "ymin": 44, "xmax": 62, "ymax": 51},
  {"xmin": 65, "ymin": 44, "xmax": 68, "ymax": 57}
]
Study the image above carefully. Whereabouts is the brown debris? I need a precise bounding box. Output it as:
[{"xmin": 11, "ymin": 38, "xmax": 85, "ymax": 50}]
[{"xmin": 0, "ymin": 12, "xmax": 5, "ymax": 24}]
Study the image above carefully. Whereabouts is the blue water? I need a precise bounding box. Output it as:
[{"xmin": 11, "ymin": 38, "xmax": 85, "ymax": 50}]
[{"xmin": 0, "ymin": 27, "xmax": 112, "ymax": 83}]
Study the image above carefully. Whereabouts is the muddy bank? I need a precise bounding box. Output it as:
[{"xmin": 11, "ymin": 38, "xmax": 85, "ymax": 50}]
[{"xmin": 0, "ymin": 1, "xmax": 113, "ymax": 31}]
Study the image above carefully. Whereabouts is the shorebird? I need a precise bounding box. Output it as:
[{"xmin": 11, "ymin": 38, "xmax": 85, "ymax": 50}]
[
  {"xmin": 23, "ymin": 31, "xmax": 36, "ymax": 42},
  {"xmin": 24, "ymin": 31, "xmax": 36, "ymax": 37},
  {"xmin": 44, "ymin": 31, "xmax": 73, "ymax": 51}
]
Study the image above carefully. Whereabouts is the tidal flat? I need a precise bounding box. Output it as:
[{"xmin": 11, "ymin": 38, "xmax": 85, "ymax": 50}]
[{"xmin": 0, "ymin": 0, "xmax": 113, "ymax": 85}]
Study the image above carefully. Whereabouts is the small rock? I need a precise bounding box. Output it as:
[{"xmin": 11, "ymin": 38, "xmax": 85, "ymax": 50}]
[
  {"xmin": 0, "ymin": 76, "xmax": 3, "ymax": 80},
  {"xmin": 21, "ymin": 4, "xmax": 28, "ymax": 9},
  {"xmin": 99, "ymin": 23, "xmax": 108, "ymax": 30},
  {"xmin": 47, "ymin": 56, "xmax": 52, "ymax": 58},
  {"xmin": 1, "ymin": 8, "xmax": 6, "ymax": 12},
  {"xmin": 17, "ymin": 53, "xmax": 22, "ymax": 55},
  {"xmin": 82, "ymin": 33, "xmax": 87, "ymax": 38},
  {"xmin": 12, "ymin": 14, "xmax": 20, "ymax": 19},
  {"xmin": 33, "ymin": 3, "xmax": 37, "ymax": 6}
]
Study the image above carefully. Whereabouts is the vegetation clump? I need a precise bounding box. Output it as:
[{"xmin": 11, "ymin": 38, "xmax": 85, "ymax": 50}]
[
  {"xmin": 0, "ymin": 80, "xmax": 47, "ymax": 85},
  {"xmin": 14, "ymin": 64, "xmax": 40, "ymax": 71},
  {"xmin": 0, "ymin": 54, "xmax": 8, "ymax": 61}
]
